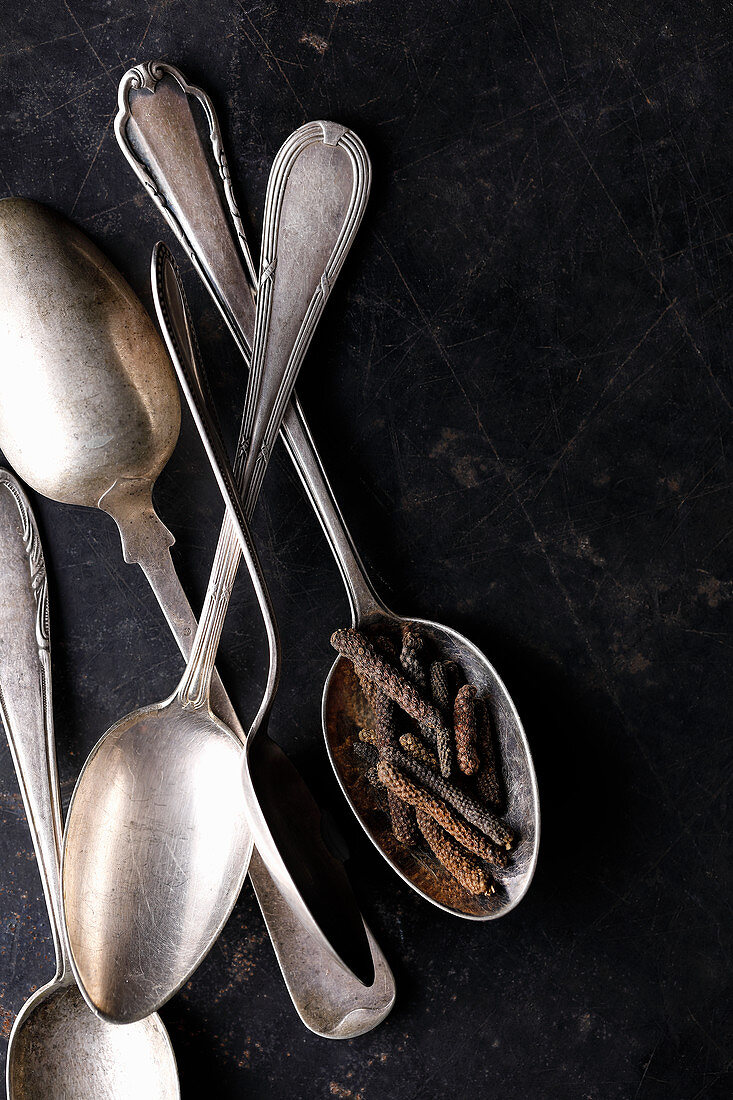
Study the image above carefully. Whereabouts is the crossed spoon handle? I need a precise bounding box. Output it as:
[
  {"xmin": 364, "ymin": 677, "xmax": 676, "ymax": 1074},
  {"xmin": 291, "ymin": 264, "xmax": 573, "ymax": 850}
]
[
  {"xmin": 169, "ymin": 118, "xmax": 371, "ymax": 711},
  {"xmin": 116, "ymin": 61, "xmax": 384, "ymax": 627},
  {"xmin": 153, "ymin": 243, "xmax": 276, "ymax": 705}
]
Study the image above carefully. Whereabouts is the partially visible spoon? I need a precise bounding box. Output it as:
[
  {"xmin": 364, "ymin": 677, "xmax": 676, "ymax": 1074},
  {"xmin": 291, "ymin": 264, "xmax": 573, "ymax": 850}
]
[
  {"xmin": 0, "ymin": 469, "xmax": 179, "ymax": 1100},
  {"xmin": 116, "ymin": 60, "xmax": 540, "ymax": 920},
  {"xmin": 0, "ymin": 197, "xmax": 394, "ymax": 1038},
  {"xmin": 62, "ymin": 120, "xmax": 375, "ymax": 1024}
]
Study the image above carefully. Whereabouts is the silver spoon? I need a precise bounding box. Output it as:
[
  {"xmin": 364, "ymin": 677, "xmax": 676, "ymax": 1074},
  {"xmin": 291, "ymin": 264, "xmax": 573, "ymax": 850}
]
[
  {"xmin": 0, "ymin": 198, "xmax": 393, "ymax": 1033},
  {"xmin": 60, "ymin": 119, "xmax": 376, "ymax": 1024},
  {"xmin": 117, "ymin": 60, "xmax": 540, "ymax": 920},
  {"xmin": 0, "ymin": 469, "xmax": 179, "ymax": 1100},
  {"xmin": 154, "ymin": 249, "xmax": 395, "ymax": 1039}
]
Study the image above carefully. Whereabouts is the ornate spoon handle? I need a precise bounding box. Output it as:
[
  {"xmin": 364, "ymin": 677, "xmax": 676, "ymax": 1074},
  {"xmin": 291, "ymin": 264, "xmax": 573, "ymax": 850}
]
[
  {"xmin": 116, "ymin": 62, "xmax": 384, "ymax": 625},
  {"xmin": 115, "ymin": 60, "xmax": 258, "ymax": 327},
  {"xmin": 0, "ymin": 471, "xmax": 68, "ymax": 979},
  {"xmin": 154, "ymin": 117, "xmax": 370, "ymax": 711}
]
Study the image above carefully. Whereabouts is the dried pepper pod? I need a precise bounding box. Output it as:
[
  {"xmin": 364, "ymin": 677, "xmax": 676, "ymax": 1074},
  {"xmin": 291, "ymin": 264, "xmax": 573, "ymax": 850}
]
[
  {"xmin": 354, "ymin": 664, "xmax": 398, "ymax": 751},
  {"xmin": 371, "ymin": 688, "xmax": 399, "ymax": 750},
  {"xmin": 454, "ymin": 684, "xmax": 480, "ymax": 777},
  {"xmin": 400, "ymin": 625, "xmax": 429, "ymax": 692},
  {"xmin": 383, "ymin": 745, "xmax": 513, "ymax": 851},
  {"xmin": 388, "ymin": 790, "xmax": 419, "ymax": 846},
  {"xmin": 426, "ymin": 661, "xmax": 455, "ymax": 776},
  {"xmin": 416, "ymin": 810, "xmax": 492, "ymax": 896},
  {"xmin": 433, "ymin": 722, "xmax": 454, "ymax": 779},
  {"xmin": 353, "ymin": 741, "xmax": 378, "ymax": 765},
  {"xmin": 364, "ymin": 766, "xmax": 390, "ymax": 814},
  {"xmin": 358, "ymin": 672, "xmax": 379, "ymax": 711},
  {"xmin": 399, "ymin": 731, "xmax": 438, "ymax": 771},
  {"xmin": 430, "ymin": 661, "xmax": 453, "ymax": 716},
  {"xmin": 331, "ymin": 627, "xmax": 451, "ymax": 745},
  {"xmin": 352, "ymin": 639, "xmax": 416, "ymax": 843},
  {"xmin": 443, "ymin": 660, "xmax": 465, "ymax": 694},
  {"xmin": 358, "ymin": 726, "xmax": 381, "ymax": 749},
  {"xmin": 377, "ymin": 760, "xmax": 508, "ymax": 866},
  {"xmin": 475, "ymin": 699, "xmax": 502, "ymax": 809}
]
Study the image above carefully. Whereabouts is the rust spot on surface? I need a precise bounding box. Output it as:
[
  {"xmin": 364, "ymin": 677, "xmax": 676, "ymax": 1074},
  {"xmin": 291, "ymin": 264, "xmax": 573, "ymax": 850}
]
[
  {"xmin": 300, "ymin": 31, "xmax": 329, "ymax": 53},
  {"xmin": 0, "ymin": 1003, "xmax": 15, "ymax": 1038}
]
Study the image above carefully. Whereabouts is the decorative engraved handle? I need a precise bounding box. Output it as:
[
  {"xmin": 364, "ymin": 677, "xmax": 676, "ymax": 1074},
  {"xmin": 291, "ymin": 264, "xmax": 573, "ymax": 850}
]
[
  {"xmin": 156, "ymin": 121, "xmax": 370, "ymax": 710},
  {"xmin": 236, "ymin": 121, "xmax": 369, "ymax": 515},
  {"xmin": 0, "ymin": 470, "xmax": 69, "ymax": 979},
  {"xmin": 116, "ymin": 61, "xmax": 386, "ymax": 626},
  {"xmin": 116, "ymin": 60, "xmax": 257, "ymax": 332}
]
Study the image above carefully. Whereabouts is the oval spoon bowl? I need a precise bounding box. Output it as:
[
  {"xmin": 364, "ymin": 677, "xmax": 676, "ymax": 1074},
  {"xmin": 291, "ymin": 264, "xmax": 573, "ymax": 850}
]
[
  {"xmin": 8, "ymin": 978, "xmax": 178, "ymax": 1100},
  {"xmin": 62, "ymin": 704, "xmax": 251, "ymax": 1023},
  {"xmin": 323, "ymin": 615, "xmax": 539, "ymax": 919},
  {"xmin": 0, "ymin": 197, "xmax": 180, "ymax": 509}
]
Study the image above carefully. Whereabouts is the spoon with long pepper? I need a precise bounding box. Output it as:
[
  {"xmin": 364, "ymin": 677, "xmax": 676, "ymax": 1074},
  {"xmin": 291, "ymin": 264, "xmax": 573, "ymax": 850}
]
[{"xmin": 117, "ymin": 60, "xmax": 540, "ymax": 921}]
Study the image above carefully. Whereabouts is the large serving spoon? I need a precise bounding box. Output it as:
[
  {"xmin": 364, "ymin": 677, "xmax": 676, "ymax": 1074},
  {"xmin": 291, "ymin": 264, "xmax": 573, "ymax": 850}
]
[
  {"xmin": 0, "ymin": 195, "xmax": 393, "ymax": 1036},
  {"xmin": 117, "ymin": 60, "xmax": 540, "ymax": 920},
  {"xmin": 59, "ymin": 119, "xmax": 377, "ymax": 1024},
  {"xmin": 0, "ymin": 469, "xmax": 179, "ymax": 1100}
]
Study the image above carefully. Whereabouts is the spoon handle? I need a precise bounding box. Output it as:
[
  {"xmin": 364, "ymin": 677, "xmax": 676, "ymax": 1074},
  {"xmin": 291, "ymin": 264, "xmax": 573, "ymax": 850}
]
[
  {"xmin": 153, "ymin": 244, "xmax": 278, "ymax": 729},
  {"xmin": 235, "ymin": 121, "xmax": 369, "ymax": 517},
  {"xmin": 166, "ymin": 120, "xmax": 370, "ymax": 710},
  {"xmin": 115, "ymin": 61, "xmax": 258, "ymax": 331},
  {"xmin": 0, "ymin": 471, "xmax": 69, "ymax": 980},
  {"xmin": 117, "ymin": 61, "xmax": 386, "ymax": 625},
  {"xmin": 128, "ymin": 255, "xmax": 396, "ymax": 1033}
]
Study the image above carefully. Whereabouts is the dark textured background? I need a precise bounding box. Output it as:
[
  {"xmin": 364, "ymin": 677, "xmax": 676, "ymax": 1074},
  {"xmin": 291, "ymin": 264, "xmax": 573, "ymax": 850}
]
[{"xmin": 0, "ymin": 2, "xmax": 731, "ymax": 1097}]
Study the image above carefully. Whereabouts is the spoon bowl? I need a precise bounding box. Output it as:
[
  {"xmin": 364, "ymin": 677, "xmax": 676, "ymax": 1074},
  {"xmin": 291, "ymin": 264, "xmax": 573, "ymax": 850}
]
[
  {"xmin": 324, "ymin": 612, "xmax": 539, "ymax": 918},
  {"xmin": 8, "ymin": 979, "xmax": 178, "ymax": 1099},
  {"xmin": 61, "ymin": 702, "xmax": 250, "ymax": 1022},
  {"xmin": 0, "ymin": 197, "xmax": 180, "ymax": 512}
]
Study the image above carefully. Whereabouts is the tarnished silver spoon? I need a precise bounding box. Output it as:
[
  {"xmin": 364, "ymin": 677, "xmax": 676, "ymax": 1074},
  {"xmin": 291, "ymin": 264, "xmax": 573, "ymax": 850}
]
[
  {"xmin": 117, "ymin": 60, "xmax": 540, "ymax": 921},
  {"xmin": 153, "ymin": 243, "xmax": 397, "ymax": 1021},
  {"xmin": 0, "ymin": 196, "xmax": 394, "ymax": 1032},
  {"xmin": 0, "ymin": 469, "xmax": 179, "ymax": 1100},
  {"xmin": 154, "ymin": 249, "xmax": 396, "ymax": 1039},
  {"xmin": 61, "ymin": 120, "xmax": 376, "ymax": 1024}
]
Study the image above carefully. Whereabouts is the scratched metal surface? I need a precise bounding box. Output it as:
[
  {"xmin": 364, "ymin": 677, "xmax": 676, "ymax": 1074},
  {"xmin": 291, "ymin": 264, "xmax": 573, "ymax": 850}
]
[{"xmin": 0, "ymin": 2, "xmax": 731, "ymax": 1097}]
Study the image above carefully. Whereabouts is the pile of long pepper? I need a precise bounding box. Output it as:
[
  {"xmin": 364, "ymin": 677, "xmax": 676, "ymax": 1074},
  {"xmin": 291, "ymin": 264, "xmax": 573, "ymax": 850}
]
[{"xmin": 330, "ymin": 624, "xmax": 516, "ymax": 896}]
